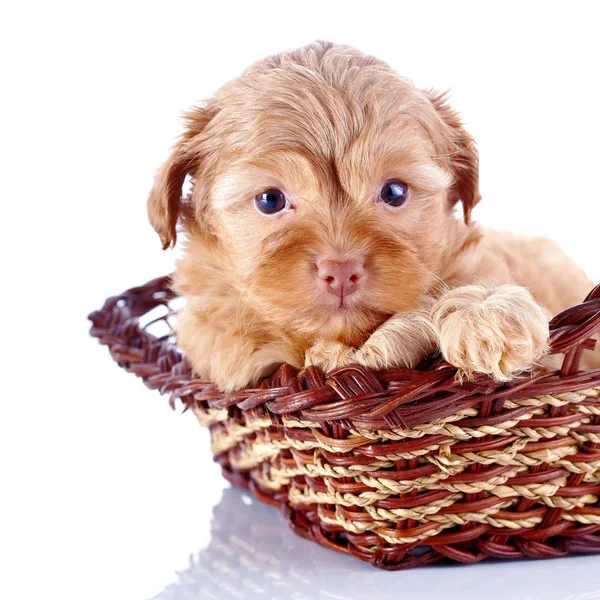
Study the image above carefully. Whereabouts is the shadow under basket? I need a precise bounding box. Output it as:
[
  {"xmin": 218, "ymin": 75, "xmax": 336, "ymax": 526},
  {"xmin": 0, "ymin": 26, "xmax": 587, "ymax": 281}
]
[{"xmin": 89, "ymin": 275, "xmax": 600, "ymax": 570}]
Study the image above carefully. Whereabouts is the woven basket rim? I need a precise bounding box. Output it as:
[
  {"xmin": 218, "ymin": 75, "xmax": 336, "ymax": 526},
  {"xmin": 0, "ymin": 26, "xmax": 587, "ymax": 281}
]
[{"xmin": 88, "ymin": 275, "xmax": 600, "ymax": 431}]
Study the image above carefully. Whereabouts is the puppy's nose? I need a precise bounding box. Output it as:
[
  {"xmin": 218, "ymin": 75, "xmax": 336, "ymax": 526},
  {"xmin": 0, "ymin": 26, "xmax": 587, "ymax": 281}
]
[{"xmin": 316, "ymin": 258, "xmax": 365, "ymax": 298}]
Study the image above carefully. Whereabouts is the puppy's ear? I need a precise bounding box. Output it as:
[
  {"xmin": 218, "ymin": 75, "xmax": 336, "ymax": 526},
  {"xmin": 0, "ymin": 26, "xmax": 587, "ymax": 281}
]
[
  {"xmin": 148, "ymin": 105, "xmax": 214, "ymax": 249},
  {"xmin": 428, "ymin": 91, "xmax": 481, "ymax": 223}
]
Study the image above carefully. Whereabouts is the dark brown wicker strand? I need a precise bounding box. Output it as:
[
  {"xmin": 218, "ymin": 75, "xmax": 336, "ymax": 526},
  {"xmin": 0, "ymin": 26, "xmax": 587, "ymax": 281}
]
[{"xmin": 89, "ymin": 275, "xmax": 600, "ymax": 569}]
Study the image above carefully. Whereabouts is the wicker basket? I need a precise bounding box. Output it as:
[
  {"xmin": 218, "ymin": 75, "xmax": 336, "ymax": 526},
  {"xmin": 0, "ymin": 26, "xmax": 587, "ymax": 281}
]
[{"xmin": 89, "ymin": 275, "xmax": 600, "ymax": 570}]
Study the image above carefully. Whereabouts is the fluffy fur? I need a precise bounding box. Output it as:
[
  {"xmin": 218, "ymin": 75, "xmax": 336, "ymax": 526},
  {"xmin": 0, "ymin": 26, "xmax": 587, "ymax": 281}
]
[{"xmin": 148, "ymin": 41, "xmax": 598, "ymax": 391}]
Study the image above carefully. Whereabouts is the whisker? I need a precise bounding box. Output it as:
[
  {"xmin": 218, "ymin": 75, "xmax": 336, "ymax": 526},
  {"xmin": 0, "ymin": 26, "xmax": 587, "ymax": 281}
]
[
  {"xmin": 431, "ymin": 141, "xmax": 476, "ymax": 161},
  {"xmin": 425, "ymin": 271, "xmax": 450, "ymax": 297}
]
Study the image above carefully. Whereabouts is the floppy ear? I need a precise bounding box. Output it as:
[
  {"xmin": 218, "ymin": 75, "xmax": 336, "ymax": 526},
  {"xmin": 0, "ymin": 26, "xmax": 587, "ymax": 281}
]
[
  {"xmin": 428, "ymin": 91, "xmax": 481, "ymax": 223},
  {"xmin": 147, "ymin": 105, "xmax": 214, "ymax": 249}
]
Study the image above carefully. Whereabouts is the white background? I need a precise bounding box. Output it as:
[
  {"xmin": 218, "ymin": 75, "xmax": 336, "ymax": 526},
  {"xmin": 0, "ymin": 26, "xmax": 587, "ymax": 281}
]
[{"xmin": 2, "ymin": 1, "xmax": 600, "ymax": 599}]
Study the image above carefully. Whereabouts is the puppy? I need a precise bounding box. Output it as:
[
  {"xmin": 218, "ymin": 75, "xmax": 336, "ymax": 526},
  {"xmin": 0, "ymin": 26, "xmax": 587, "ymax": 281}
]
[{"xmin": 148, "ymin": 41, "xmax": 596, "ymax": 392}]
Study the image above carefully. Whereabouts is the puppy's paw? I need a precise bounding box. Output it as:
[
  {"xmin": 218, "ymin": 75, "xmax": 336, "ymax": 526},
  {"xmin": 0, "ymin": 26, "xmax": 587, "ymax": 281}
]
[
  {"xmin": 305, "ymin": 311, "xmax": 437, "ymax": 374},
  {"xmin": 354, "ymin": 311, "xmax": 437, "ymax": 370},
  {"xmin": 304, "ymin": 339, "xmax": 354, "ymax": 372},
  {"xmin": 431, "ymin": 285, "xmax": 550, "ymax": 381}
]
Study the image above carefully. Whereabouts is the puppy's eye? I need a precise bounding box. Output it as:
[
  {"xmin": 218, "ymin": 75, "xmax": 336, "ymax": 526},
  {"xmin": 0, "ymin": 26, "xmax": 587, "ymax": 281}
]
[
  {"xmin": 379, "ymin": 180, "xmax": 409, "ymax": 207},
  {"xmin": 255, "ymin": 188, "xmax": 287, "ymax": 214}
]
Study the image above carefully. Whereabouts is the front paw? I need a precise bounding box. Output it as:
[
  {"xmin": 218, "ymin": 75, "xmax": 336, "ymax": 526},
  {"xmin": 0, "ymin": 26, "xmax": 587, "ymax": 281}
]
[
  {"xmin": 431, "ymin": 285, "xmax": 550, "ymax": 381},
  {"xmin": 304, "ymin": 339, "xmax": 354, "ymax": 372}
]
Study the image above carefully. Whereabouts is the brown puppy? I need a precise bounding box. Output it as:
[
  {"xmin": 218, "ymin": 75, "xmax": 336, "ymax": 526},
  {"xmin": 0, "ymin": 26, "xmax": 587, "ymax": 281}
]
[{"xmin": 148, "ymin": 41, "xmax": 596, "ymax": 391}]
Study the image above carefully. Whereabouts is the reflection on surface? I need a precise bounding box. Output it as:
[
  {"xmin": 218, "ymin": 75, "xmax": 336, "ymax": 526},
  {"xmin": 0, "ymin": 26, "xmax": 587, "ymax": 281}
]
[{"xmin": 150, "ymin": 486, "xmax": 600, "ymax": 600}]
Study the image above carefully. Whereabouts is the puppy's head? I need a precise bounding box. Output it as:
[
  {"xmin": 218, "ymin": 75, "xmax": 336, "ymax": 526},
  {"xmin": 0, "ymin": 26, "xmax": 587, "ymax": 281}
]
[{"xmin": 148, "ymin": 41, "xmax": 480, "ymax": 345}]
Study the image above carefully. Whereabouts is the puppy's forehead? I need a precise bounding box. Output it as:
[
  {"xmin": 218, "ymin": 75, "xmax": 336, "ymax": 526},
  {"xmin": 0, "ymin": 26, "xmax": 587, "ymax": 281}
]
[
  {"xmin": 221, "ymin": 69, "xmax": 434, "ymax": 157},
  {"xmin": 214, "ymin": 78, "xmax": 437, "ymax": 196}
]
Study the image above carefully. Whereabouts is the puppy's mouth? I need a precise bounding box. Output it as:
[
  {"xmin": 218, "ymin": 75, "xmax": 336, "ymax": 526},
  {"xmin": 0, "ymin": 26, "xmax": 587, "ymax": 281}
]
[
  {"xmin": 337, "ymin": 295, "xmax": 361, "ymax": 312},
  {"xmin": 319, "ymin": 289, "xmax": 365, "ymax": 314}
]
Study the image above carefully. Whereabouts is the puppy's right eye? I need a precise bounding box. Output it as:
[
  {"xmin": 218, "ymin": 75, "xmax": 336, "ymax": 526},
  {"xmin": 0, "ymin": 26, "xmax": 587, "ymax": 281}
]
[{"xmin": 255, "ymin": 188, "xmax": 287, "ymax": 214}]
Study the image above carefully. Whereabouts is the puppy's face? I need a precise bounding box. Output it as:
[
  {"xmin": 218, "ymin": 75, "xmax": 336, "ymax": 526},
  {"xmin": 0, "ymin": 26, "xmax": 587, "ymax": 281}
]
[{"xmin": 149, "ymin": 42, "xmax": 479, "ymax": 346}]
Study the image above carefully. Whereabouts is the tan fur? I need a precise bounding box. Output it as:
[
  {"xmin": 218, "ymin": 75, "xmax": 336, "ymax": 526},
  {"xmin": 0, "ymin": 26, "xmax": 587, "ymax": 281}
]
[{"xmin": 148, "ymin": 41, "xmax": 598, "ymax": 391}]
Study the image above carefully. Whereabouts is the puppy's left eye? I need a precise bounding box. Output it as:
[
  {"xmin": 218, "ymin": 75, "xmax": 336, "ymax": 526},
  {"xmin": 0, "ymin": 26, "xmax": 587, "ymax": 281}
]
[{"xmin": 379, "ymin": 180, "xmax": 409, "ymax": 207}]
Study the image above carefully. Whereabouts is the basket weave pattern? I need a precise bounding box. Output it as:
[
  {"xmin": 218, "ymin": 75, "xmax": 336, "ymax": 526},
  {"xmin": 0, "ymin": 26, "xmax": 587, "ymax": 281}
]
[{"xmin": 89, "ymin": 276, "xmax": 600, "ymax": 569}]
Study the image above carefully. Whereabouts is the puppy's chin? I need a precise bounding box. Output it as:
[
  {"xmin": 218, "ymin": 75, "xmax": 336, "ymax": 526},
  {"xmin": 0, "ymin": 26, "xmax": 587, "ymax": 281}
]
[
  {"xmin": 273, "ymin": 295, "xmax": 388, "ymax": 348},
  {"xmin": 314, "ymin": 310, "xmax": 384, "ymax": 346},
  {"xmin": 305, "ymin": 290, "xmax": 375, "ymax": 342}
]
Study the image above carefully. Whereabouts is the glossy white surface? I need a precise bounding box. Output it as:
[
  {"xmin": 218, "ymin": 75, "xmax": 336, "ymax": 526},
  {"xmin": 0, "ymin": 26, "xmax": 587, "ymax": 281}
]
[
  {"xmin": 3, "ymin": 2, "xmax": 600, "ymax": 599},
  {"xmin": 6, "ymin": 362, "xmax": 600, "ymax": 600},
  {"xmin": 5, "ymin": 370, "xmax": 600, "ymax": 600}
]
